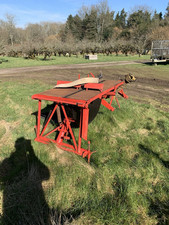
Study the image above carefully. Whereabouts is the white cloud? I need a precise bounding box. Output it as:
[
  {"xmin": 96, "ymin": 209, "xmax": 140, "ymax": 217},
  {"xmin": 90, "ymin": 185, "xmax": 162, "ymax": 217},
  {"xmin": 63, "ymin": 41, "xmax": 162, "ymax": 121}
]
[{"xmin": 0, "ymin": 3, "xmax": 67, "ymax": 27}]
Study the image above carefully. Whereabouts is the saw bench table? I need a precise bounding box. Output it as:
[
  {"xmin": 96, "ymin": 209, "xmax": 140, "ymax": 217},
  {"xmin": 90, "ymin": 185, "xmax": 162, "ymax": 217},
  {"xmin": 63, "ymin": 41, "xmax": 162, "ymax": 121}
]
[{"xmin": 32, "ymin": 75, "xmax": 129, "ymax": 162}]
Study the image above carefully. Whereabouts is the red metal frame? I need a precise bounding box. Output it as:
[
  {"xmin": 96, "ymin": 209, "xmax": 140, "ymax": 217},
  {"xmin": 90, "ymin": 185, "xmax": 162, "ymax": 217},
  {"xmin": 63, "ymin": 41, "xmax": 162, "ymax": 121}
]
[
  {"xmin": 34, "ymin": 101, "xmax": 93, "ymax": 162},
  {"xmin": 32, "ymin": 74, "xmax": 128, "ymax": 162}
]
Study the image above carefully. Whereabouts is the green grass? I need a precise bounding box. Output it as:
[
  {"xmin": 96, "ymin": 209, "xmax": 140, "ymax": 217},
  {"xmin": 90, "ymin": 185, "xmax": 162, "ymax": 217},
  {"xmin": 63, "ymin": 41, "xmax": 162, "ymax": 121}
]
[
  {"xmin": 0, "ymin": 80, "xmax": 168, "ymax": 224},
  {"xmin": 118, "ymin": 63, "xmax": 169, "ymax": 81},
  {"xmin": 0, "ymin": 54, "xmax": 150, "ymax": 68}
]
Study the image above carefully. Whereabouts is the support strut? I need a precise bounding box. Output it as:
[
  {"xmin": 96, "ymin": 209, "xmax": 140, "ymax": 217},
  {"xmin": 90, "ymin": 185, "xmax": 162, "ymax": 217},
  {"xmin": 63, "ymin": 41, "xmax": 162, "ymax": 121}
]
[{"xmin": 35, "ymin": 102, "xmax": 93, "ymax": 162}]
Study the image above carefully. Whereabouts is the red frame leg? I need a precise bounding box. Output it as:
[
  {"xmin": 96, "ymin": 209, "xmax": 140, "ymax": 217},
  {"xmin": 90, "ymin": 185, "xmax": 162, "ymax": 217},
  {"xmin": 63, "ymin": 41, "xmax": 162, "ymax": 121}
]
[
  {"xmin": 101, "ymin": 99, "xmax": 115, "ymax": 111},
  {"xmin": 34, "ymin": 102, "xmax": 93, "ymax": 162},
  {"xmin": 36, "ymin": 100, "xmax": 41, "ymax": 138}
]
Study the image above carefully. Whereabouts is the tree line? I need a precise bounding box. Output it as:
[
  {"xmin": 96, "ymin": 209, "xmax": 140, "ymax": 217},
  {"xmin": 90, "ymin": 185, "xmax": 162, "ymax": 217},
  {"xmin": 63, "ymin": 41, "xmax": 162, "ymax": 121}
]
[{"xmin": 0, "ymin": 1, "xmax": 169, "ymax": 59}]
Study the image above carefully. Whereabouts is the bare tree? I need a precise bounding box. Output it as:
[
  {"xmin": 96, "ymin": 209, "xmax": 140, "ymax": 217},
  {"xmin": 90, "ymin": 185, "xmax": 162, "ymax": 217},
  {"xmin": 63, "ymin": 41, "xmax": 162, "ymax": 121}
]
[
  {"xmin": 25, "ymin": 23, "xmax": 44, "ymax": 43},
  {"xmin": 4, "ymin": 14, "xmax": 17, "ymax": 46},
  {"xmin": 0, "ymin": 14, "xmax": 17, "ymax": 46}
]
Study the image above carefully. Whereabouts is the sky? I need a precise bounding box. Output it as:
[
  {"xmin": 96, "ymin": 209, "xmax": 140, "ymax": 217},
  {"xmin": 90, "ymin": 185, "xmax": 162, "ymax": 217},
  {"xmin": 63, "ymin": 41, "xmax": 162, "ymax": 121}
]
[{"xmin": 0, "ymin": 0, "xmax": 168, "ymax": 28}]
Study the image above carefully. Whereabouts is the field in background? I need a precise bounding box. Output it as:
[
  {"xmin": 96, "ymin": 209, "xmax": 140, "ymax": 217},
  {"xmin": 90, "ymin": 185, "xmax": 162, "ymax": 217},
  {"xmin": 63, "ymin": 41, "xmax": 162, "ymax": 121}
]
[
  {"xmin": 0, "ymin": 54, "xmax": 150, "ymax": 68},
  {"xmin": 0, "ymin": 61, "xmax": 169, "ymax": 224}
]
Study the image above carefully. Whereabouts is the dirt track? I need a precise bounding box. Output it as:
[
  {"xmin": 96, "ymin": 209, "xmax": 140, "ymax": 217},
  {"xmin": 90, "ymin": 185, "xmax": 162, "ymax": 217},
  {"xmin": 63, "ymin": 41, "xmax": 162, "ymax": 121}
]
[
  {"xmin": 0, "ymin": 60, "xmax": 169, "ymax": 111},
  {"xmin": 0, "ymin": 60, "xmax": 142, "ymax": 75}
]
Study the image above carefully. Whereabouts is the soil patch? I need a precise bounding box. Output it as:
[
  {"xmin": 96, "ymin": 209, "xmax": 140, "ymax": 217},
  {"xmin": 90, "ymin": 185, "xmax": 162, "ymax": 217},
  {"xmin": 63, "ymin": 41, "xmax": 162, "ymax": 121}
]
[{"xmin": 0, "ymin": 61, "xmax": 168, "ymax": 111}]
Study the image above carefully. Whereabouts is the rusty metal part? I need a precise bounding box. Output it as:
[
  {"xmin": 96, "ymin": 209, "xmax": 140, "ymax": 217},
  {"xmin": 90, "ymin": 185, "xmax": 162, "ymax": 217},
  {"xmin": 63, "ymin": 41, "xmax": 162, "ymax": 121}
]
[
  {"xmin": 56, "ymin": 105, "xmax": 62, "ymax": 124},
  {"xmin": 125, "ymin": 74, "xmax": 136, "ymax": 83}
]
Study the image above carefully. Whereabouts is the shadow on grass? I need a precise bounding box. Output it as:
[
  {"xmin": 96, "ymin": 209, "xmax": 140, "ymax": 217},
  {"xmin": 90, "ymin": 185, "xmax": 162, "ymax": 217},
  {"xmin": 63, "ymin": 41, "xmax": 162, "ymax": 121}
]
[
  {"xmin": 0, "ymin": 138, "xmax": 85, "ymax": 224},
  {"xmin": 0, "ymin": 58, "xmax": 8, "ymax": 64},
  {"xmin": 148, "ymin": 198, "xmax": 169, "ymax": 225},
  {"xmin": 139, "ymin": 144, "xmax": 169, "ymax": 224},
  {"xmin": 0, "ymin": 137, "xmax": 50, "ymax": 225},
  {"xmin": 143, "ymin": 61, "xmax": 169, "ymax": 66},
  {"xmin": 49, "ymin": 205, "xmax": 84, "ymax": 225},
  {"xmin": 139, "ymin": 144, "xmax": 169, "ymax": 169},
  {"xmin": 39, "ymin": 58, "xmax": 55, "ymax": 61}
]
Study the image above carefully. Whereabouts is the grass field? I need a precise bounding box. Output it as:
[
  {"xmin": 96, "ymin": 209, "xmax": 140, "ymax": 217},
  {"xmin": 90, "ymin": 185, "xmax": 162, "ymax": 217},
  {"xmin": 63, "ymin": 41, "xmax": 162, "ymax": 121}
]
[
  {"xmin": 0, "ymin": 54, "xmax": 150, "ymax": 68},
  {"xmin": 0, "ymin": 60, "xmax": 169, "ymax": 224}
]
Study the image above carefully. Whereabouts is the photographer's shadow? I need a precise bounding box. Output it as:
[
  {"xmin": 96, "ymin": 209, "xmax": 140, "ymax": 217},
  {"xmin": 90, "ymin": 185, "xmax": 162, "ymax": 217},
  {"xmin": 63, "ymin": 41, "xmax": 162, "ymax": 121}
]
[{"xmin": 0, "ymin": 137, "xmax": 50, "ymax": 225}]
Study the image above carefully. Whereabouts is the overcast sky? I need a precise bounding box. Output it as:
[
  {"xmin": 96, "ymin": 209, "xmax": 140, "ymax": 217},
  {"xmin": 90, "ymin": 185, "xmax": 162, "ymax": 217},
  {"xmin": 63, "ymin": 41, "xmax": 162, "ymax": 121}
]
[{"xmin": 0, "ymin": 0, "xmax": 168, "ymax": 28}]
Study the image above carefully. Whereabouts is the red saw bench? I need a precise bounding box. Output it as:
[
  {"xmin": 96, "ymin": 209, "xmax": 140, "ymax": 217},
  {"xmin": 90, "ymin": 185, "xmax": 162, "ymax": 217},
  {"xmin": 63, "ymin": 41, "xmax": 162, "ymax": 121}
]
[{"xmin": 32, "ymin": 74, "xmax": 128, "ymax": 162}]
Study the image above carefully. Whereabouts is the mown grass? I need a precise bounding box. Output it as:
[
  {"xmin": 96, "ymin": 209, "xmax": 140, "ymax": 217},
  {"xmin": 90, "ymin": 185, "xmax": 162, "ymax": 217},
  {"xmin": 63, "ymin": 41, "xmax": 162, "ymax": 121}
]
[
  {"xmin": 0, "ymin": 54, "xmax": 150, "ymax": 69},
  {"xmin": 0, "ymin": 80, "xmax": 168, "ymax": 225}
]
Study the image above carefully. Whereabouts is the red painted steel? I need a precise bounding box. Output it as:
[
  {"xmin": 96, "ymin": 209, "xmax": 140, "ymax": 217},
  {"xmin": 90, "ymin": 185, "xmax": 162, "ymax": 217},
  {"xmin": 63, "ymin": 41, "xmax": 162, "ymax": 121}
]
[
  {"xmin": 37, "ymin": 100, "xmax": 41, "ymax": 138},
  {"xmin": 90, "ymin": 72, "xmax": 95, "ymax": 78},
  {"xmin": 101, "ymin": 99, "xmax": 115, "ymax": 111},
  {"xmin": 82, "ymin": 108, "xmax": 89, "ymax": 140},
  {"xmin": 118, "ymin": 89, "xmax": 128, "ymax": 99},
  {"xmin": 41, "ymin": 103, "xmax": 58, "ymax": 136},
  {"xmin": 84, "ymin": 83, "xmax": 104, "ymax": 92},
  {"xmin": 32, "ymin": 74, "xmax": 128, "ymax": 162},
  {"xmin": 57, "ymin": 80, "xmax": 71, "ymax": 85}
]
